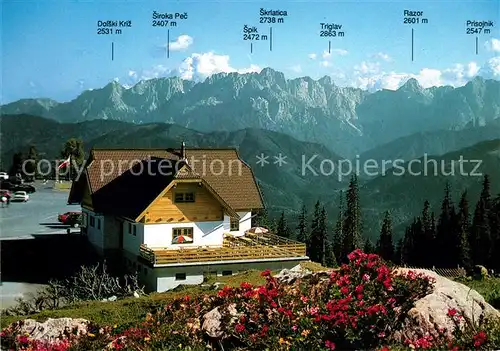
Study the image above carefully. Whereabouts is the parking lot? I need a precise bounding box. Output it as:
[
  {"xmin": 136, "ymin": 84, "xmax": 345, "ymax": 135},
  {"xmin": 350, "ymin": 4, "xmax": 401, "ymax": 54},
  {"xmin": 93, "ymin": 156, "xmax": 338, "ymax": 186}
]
[
  {"xmin": 0, "ymin": 183, "xmax": 90, "ymax": 309},
  {"xmin": 0, "ymin": 183, "xmax": 79, "ymax": 239}
]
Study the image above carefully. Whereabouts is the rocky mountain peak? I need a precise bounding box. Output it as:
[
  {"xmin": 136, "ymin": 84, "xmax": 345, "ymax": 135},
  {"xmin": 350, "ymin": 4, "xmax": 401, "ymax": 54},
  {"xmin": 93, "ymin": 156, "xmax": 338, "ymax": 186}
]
[{"xmin": 399, "ymin": 78, "xmax": 423, "ymax": 93}]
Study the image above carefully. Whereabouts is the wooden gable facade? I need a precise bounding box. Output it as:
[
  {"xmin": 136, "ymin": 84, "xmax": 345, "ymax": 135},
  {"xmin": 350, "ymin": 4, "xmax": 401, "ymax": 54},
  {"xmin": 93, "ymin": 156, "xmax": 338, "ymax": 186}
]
[{"xmin": 139, "ymin": 181, "xmax": 225, "ymax": 224}]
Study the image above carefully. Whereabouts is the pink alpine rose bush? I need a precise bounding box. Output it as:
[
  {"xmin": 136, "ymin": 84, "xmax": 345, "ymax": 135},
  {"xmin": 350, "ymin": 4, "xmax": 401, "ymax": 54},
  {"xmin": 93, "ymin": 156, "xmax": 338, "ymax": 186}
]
[
  {"xmin": 211, "ymin": 249, "xmax": 436, "ymax": 350},
  {"xmin": 2, "ymin": 250, "xmax": 499, "ymax": 350}
]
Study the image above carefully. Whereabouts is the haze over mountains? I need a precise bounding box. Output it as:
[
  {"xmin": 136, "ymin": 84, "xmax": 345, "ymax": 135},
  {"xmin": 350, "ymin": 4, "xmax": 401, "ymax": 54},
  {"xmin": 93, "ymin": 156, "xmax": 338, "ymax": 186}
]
[{"xmin": 2, "ymin": 69, "xmax": 499, "ymax": 157}]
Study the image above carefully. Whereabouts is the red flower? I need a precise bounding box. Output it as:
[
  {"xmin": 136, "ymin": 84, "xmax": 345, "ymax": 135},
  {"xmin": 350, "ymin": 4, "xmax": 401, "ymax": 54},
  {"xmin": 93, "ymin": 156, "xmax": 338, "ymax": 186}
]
[
  {"xmin": 261, "ymin": 269, "xmax": 271, "ymax": 277},
  {"xmin": 240, "ymin": 282, "xmax": 252, "ymax": 289},
  {"xmin": 378, "ymin": 346, "xmax": 391, "ymax": 351},
  {"xmin": 218, "ymin": 285, "xmax": 234, "ymax": 297},
  {"xmin": 473, "ymin": 330, "xmax": 487, "ymax": 347},
  {"xmin": 325, "ymin": 340, "xmax": 336, "ymax": 350},
  {"xmin": 447, "ymin": 308, "xmax": 457, "ymax": 317},
  {"xmin": 235, "ymin": 323, "xmax": 246, "ymax": 333}
]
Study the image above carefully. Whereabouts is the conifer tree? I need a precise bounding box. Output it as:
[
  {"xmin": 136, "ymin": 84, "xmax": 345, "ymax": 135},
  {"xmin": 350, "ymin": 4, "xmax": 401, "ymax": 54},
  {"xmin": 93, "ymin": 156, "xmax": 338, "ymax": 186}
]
[
  {"xmin": 276, "ymin": 211, "xmax": 291, "ymax": 238},
  {"xmin": 429, "ymin": 211, "xmax": 437, "ymax": 265},
  {"xmin": 419, "ymin": 200, "xmax": 436, "ymax": 267},
  {"xmin": 364, "ymin": 238, "xmax": 375, "ymax": 254},
  {"xmin": 490, "ymin": 194, "xmax": 500, "ymax": 271},
  {"xmin": 436, "ymin": 182, "xmax": 455, "ymax": 267},
  {"xmin": 471, "ymin": 175, "xmax": 492, "ymax": 266},
  {"xmin": 324, "ymin": 240, "xmax": 337, "ymax": 267},
  {"xmin": 253, "ymin": 207, "xmax": 269, "ymax": 228},
  {"xmin": 297, "ymin": 204, "xmax": 308, "ymax": 244},
  {"xmin": 309, "ymin": 201, "xmax": 322, "ymax": 263},
  {"xmin": 316, "ymin": 206, "xmax": 328, "ymax": 265},
  {"xmin": 342, "ymin": 175, "xmax": 363, "ymax": 262},
  {"xmin": 404, "ymin": 217, "xmax": 422, "ymax": 265},
  {"xmin": 332, "ymin": 191, "xmax": 344, "ymax": 265},
  {"xmin": 9, "ymin": 152, "xmax": 24, "ymax": 176},
  {"xmin": 394, "ymin": 238, "xmax": 404, "ymax": 265},
  {"xmin": 377, "ymin": 211, "xmax": 394, "ymax": 262},
  {"xmin": 456, "ymin": 191, "xmax": 472, "ymax": 271}
]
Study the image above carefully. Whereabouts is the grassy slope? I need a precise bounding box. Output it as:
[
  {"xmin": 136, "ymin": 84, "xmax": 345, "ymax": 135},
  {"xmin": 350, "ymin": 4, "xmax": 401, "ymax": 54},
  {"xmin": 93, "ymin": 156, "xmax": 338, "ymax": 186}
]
[
  {"xmin": 1, "ymin": 262, "xmax": 327, "ymax": 329},
  {"xmin": 454, "ymin": 277, "xmax": 500, "ymax": 309},
  {"xmin": 3, "ymin": 265, "xmax": 498, "ymax": 330}
]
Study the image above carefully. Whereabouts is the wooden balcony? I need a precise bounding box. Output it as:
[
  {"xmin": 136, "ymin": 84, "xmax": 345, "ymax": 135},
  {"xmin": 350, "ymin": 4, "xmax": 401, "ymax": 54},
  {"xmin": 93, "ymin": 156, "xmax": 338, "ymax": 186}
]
[{"xmin": 139, "ymin": 233, "xmax": 307, "ymax": 266}]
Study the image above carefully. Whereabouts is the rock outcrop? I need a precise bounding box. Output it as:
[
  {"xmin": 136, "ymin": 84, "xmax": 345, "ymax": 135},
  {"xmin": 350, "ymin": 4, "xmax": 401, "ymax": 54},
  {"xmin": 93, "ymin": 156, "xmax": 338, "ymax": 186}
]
[
  {"xmin": 392, "ymin": 268, "xmax": 500, "ymax": 341},
  {"xmin": 202, "ymin": 303, "xmax": 240, "ymax": 338},
  {"xmin": 274, "ymin": 266, "xmax": 331, "ymax": 284},
  {"xmin": 4, "ymin": 318, "xmax": 89, "ymax": 341}
]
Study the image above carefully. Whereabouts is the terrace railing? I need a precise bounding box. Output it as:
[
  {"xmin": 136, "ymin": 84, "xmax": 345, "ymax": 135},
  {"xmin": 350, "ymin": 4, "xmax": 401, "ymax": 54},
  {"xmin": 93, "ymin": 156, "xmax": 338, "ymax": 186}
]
[{"xmin": 139, "ymin": 233, "xmax": 307, "ymax": 266}]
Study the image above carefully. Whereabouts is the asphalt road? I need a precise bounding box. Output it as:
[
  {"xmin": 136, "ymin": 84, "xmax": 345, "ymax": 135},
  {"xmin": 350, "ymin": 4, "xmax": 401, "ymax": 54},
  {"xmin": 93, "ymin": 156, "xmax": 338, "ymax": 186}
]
[
  {"xmin": 0, "ymin": 182, "xmax": 83, "ymax": 309},
  {"xmin": 0, "ymin": 183, "xmax": 79, "ymax": 239}
]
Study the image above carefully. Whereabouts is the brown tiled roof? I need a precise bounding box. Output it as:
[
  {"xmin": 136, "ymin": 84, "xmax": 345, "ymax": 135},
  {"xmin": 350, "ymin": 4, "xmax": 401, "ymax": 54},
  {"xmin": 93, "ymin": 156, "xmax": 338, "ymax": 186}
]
[
  {"xmin": 174, "ymin": 163, "xmax": 200, "ymax": 179},
  {"xmin": 86, "ymin": 149, "xmax": 180, "ymax": 193},
  {"xmin": 67, "ymin": 172, "xmax": 86, "ymax": 205},
  {"xmin": 185, "ymin": 149, "xmax": 264, "ymax": 211},
  {"xmin": 93, "ymin": 157, "xmax": 180, "ymax": 219},
  {"xmin": 69, "ymin": 147, "xmax": 263, "ymax": 220}
]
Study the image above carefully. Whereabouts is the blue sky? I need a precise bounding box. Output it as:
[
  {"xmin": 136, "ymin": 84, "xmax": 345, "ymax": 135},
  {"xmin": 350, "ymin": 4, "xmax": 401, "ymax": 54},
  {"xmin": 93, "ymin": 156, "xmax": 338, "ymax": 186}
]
[{"xmin": 2, "ymin": 0, "xmax": 499, "ymax": 103}]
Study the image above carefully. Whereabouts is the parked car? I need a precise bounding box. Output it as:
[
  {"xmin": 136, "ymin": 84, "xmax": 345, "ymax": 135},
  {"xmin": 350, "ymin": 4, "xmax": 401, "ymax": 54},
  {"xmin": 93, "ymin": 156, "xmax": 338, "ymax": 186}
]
[
  {"xmin": 0, "ymin": 178, "xmax": 23, "ymax": 190},
  {"xmin": 58, "ymin": 211, "xmax": 82, "ymax": 223},
  {"xmin": 13, "ymin": 184, "xmax": 36, "ymax": 193},
  {"xmin": 0, "ymin": 181, "xmax": 13, "ymax": 190},
  {"xmin": 65, "ymin": 213, "xmax": 83, "ymax": 228},
  {"xmin": 12, "ymin": 191, "xmax": 29, "ymax": 202},
  {"xmin": 0, "ymin": 172, "xmax": 9, "ymax": 180}
]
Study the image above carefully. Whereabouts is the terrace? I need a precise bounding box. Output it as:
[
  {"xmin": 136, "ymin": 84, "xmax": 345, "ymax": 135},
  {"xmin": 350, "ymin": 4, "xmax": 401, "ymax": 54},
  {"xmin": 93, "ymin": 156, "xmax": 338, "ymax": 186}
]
[{"xmin": 139, "ymin": 233, "xmax": 308, "ymax": 267}]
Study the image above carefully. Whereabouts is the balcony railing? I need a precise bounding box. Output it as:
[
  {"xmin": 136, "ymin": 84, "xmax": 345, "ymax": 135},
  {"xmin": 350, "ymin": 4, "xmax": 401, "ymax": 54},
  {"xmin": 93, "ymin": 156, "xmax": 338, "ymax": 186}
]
[{"xmin": 139, "ymin": 233, "xmax": 307, "ymax": 266}]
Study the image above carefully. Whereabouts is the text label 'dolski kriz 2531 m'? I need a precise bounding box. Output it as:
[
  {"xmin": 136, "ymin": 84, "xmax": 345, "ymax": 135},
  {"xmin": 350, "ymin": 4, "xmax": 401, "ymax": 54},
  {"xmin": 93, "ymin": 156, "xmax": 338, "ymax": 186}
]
[
  {"xmin": 96, "ymin": 20, "xmax": 132, "ymax": 35},
  {"xmin": 152, "ymin": 11, "xmax": 188, "ymax": 27}
]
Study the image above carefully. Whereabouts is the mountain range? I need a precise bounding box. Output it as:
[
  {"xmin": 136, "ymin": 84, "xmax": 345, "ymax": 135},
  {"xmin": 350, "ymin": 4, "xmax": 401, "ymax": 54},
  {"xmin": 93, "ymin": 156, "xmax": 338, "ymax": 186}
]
[{"xmin": 2, "ymin": 69, "xmax": 499, "ymax": 157}]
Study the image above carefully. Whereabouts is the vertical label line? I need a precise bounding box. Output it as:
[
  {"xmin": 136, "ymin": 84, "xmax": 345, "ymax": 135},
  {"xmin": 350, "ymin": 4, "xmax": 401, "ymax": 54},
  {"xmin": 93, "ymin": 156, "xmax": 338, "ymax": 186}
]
[{"xmin": 411, "ymin": 28, "xmax": 414, "ymax": 61}]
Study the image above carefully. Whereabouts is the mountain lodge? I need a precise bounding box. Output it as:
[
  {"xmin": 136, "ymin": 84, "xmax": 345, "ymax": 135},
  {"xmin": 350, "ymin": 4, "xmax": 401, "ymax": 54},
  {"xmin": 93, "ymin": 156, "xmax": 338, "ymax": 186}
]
[{"xmin": 68, "ymin": 144, "xmax": 308, "ymax": 292}]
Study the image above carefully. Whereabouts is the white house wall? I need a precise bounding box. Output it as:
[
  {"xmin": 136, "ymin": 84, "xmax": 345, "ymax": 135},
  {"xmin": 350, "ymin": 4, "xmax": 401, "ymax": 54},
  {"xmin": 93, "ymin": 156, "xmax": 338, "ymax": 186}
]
[
  {"xmin": 82, "ymin": 208, "xmax": 104, "ymax": 252},
  {"xmin": 102, "ymin": 215, "xmax": 121, "ymax": 249},
  {"xmin": 122, "ymin": 221, "xmax": 145, "ymax": 255},
  {"xmin": 143, "ymin": 220, "xmax": 225, "ymax": 248},
  {"xmin": 237, "ymin": 211, "xmax": 252, "ymax": 233},
  {"xmin": 128, "ymin": 211, "xmax": 253, "ymax": 250},
  {"xmin": 150, "ymin": 259, "xmax": 304, "ymax": 292},
  {"xmin": 223, "ymin": 211, "xmax": 252, "ymax": 236}
]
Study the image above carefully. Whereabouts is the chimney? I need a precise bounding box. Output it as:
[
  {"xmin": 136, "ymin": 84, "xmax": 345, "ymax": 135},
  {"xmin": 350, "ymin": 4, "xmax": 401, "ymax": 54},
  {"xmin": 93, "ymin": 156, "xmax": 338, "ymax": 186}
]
[{"xmin": 181, "ymin": 141, "xmax": 186, "ymax": 159}]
